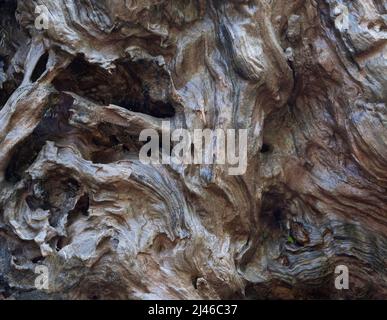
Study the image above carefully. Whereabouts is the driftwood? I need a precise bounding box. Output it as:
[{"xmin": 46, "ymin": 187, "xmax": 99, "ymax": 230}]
[{"xmin": 0, "ymin": 0, "xmax": 386, "ymax": 299}]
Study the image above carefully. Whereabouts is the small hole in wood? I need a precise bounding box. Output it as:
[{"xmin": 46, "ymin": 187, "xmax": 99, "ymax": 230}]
[
  {"xmin": 260, "ymin": 143, "xmax": 272, "ymax": 153},
  {"xmin": 31, "ymin": 52, "xmax": 49, "ymax": 82}
]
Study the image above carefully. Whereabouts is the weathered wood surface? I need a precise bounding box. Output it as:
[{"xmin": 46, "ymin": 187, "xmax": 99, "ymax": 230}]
[{"xmin": 0, "ymin": 0, "xmax": 386, "ymax": 299}]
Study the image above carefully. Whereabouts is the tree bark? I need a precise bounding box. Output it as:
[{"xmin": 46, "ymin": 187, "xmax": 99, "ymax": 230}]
[{"xmin": 0, "ymin": 0, "xmax": 386, "ymax": 299}]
